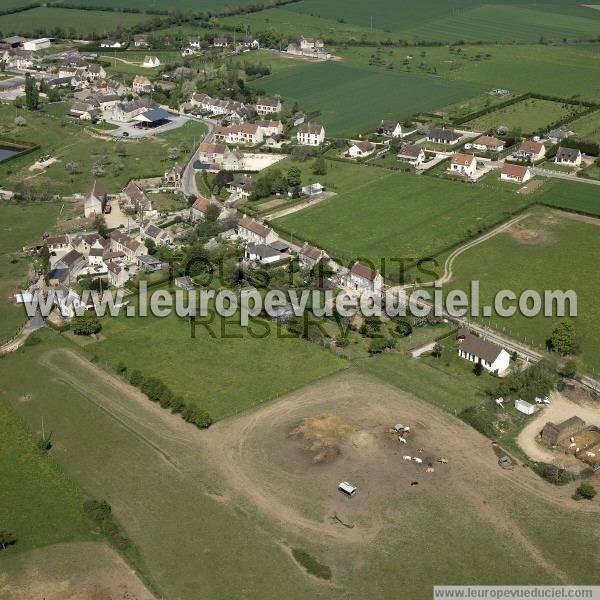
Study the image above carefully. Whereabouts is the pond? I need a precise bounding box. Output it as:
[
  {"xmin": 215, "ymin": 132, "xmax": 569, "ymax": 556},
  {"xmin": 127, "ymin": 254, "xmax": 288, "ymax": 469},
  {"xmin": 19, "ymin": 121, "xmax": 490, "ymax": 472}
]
[{"xmin": 0, "ymin": 146, "xmax": 20, "ymax": 161}]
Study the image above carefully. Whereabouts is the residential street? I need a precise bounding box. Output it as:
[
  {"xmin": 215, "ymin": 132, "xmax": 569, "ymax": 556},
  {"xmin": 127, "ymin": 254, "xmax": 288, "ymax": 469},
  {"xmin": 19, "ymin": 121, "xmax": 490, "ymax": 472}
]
[{"xmin": 181, "ymin": 116, "xmax": 218, "ymax": 197}]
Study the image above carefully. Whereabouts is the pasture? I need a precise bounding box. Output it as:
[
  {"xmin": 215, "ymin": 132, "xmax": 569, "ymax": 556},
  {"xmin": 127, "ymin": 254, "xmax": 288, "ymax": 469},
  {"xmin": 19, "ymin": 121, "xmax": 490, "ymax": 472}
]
[
  {"xmin": 287, "ymin": 0, "xmax": 600, "ymax": 42},
  {"xmin": 0, "ymin": 201, "xmax": 64, "ymax": 343},
  {"xmin": 2, "ymin": 337, "xmax": 598, "ymax": 599},
  {"xmin": 275, "ymin": 171, "xmax": 532, "ymax": 276},
  {"xmin": 538, "ymin": 179, "xmax": 600, "ymax": 216},
  {"xmin": 0, "ymin": 103, "xmax": 205, "ymax": 196},
  {"xmin": 0, "ymin": 8, "xmax": 151, "ymax": 38},
  {"xmin": 447, "ymin": 208, "xmax": 600, "ymax": 374},
  {"xmin": 251, "ymin": 59, "xmax": 482, "ymax": 137},
  {"xmin": 464, "ymin": 98, "xmax": 585, "ymax": 134},
  {"xmin": 570, "ymin": 109, "xmax": 600, "ymax": 144}
]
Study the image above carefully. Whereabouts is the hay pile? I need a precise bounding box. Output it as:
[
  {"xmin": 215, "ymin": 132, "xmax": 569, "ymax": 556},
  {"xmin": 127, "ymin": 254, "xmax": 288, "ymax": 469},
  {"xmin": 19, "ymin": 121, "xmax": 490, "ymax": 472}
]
[{"xmin": 289, "ymin": 414, "xmax": 354, "ymax": 463}]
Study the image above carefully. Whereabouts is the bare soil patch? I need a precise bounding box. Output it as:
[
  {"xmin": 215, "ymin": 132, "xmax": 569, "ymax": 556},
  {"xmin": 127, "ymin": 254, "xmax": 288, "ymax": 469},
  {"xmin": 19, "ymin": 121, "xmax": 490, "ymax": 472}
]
[
  {"xmin": 518, "ymin": 179, "xmax": 544, "ymax": 194},
  {"xmin": 510, "ymin": 226, "xmax": 551, "ymax": 245},
  {"xmin": 0, "ymin": 542, "xmax": 155, "ymax": 600}
]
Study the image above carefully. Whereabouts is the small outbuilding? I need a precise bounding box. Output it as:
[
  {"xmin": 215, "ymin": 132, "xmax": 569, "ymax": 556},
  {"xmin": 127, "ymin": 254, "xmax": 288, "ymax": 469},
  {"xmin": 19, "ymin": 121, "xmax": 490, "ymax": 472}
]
[
  {"xmin": 338, "ymin": 481, "xmax": 357, "ymax": 496},
  {"xmin": 515, "ymin": 399, "xmax": 535, "ymax": 415}
]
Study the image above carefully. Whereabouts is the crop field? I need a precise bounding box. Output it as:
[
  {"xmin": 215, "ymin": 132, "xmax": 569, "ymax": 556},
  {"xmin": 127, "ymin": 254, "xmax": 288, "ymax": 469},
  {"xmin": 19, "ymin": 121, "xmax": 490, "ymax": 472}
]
[
  {"xmin": 569, "ymin": 108, "xmax": 600, "ymax": 144},
  {"xmin": 0, "ymin": 103, "xmax": 205, "ymax": 196},
  {"xmin": 464, "ymin": 98, "xmax": 585, "ymax": 134},
  {"xmin": 0, "ymin": 202, "xmax": 64, "ymax": 343},
  {"xmin": 89, "ymin": 305, "xmax": 346, "ymax": 421},
  {"xmin": 0, "ymin": 8, "xmax": 152, "ymax": 38},
  {"xmin": 538, "ymin": 179, "xmax": 600, "ymax": 216},
  {"xmin": 286, "ymin": 0, "xmax": 600, "ymax": 42},
  {"xmin": 447, "ymin": 208, "xmax": 600, "ymax": 374},
  {"xmin": 251, "ymin": 60, "xmax": 482, "ymax": 137},
  {"xmin": 2, "ymin": 337, "xmax": 598, "ymax": 599},
  {"xmin": 276, "ymin": 171, "xmax": 532, "ymax": 275},
  {"xmin": 0, "ymin": 0, "xmax": 258, "ymax": 12}
]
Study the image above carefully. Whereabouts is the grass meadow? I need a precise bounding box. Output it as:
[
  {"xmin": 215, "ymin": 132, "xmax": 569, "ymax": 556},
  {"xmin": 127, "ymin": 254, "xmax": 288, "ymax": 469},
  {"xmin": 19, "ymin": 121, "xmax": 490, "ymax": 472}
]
[
  {"xmin": 276, "ymin": 171, "xmax": 533, "ymax": 276},
  {"xmin": 0, "ymin": 8, "xmax": 152, "ymax": 37},
  {"xmin": 464, "ymin": 98, "xmax": 586, "ymax": 134},
  {"xmin": 570, "ymin": 109, "xmax": 600, "ymax": 144},
  {"xmin": 0, "ymin": 201, "xmax": 65, "ymax": 343},
  {"xmin": 447, "ymin": 208, "xmax": 600, "ymax": 374},
  {"xmin": 538, "ymin": 179, "xmax": 600, "ymax": 216},
  {"xmin": 251, "ymin": 59, "xmax": 481, "ymax": 137},
  {"xmin": 0, "ymin": 103, "xmax": 206, "ymax": 196}
]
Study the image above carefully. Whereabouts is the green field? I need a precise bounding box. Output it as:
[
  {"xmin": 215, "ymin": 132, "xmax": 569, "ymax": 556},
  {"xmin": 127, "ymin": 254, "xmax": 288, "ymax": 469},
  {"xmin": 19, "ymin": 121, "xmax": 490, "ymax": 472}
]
[
  {"xmin": 570, "ymin": 108, "xmax": 600, "ymax": 144},
  {"xmin": 251, "ymin": 59, "xmax": 481, "ymax": 136},
  {"xmin": 276, "ymin": 171, "xmax": 532, "ymax": 276},
  {"xmin": 0, "ymin": 201, "xmax": 65, "ymax": 343},
  {"xmin": 465, "ymin": 98, "xmax": 585, "ymax": 134},
  {"xmin": 0, "ymin": 7, "xmax": 152, "ymax": 38},
  {"xmin": 448, "ymin": 208, "xmax": 600, "ymax": 374},
  {"xmin": 538, "ymin": 179, "xmax": 600, "ymax": 216},
  {"xmin": 0, "ymin": 397, "xmax": 96, "ymax": 555},
  {"xmin": 0, "ymin": 103, "xmax": 205, "ymax": 196}
]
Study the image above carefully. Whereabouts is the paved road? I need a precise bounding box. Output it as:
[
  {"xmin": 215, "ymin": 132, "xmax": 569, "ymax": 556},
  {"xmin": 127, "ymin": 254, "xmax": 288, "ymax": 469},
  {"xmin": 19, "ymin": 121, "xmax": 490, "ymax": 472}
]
[
  {"xmin": 532, "ymin": 167, "xmax": 600, "ymax": 186},
  {"xmin": 181, "ymin": 116, "xmax": 218, "ymax": 198}
]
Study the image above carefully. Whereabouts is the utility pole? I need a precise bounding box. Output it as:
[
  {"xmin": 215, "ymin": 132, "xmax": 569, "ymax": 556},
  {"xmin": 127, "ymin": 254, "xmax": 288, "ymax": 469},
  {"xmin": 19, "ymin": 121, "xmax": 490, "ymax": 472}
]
[{"xmin": 41, "ymin": 416, "xmax": 45, "ymax": 439}]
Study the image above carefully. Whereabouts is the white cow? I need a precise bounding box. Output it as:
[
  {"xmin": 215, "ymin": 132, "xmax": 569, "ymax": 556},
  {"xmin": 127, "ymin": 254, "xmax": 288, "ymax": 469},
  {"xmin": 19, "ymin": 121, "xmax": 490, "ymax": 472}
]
[
  {"xmin": 403, "ymin": 455, "xmax": 412, "ymax": 460},
  {"xmin": 413, "ymin": 457, "xmax": 423, "ymax": 464}
]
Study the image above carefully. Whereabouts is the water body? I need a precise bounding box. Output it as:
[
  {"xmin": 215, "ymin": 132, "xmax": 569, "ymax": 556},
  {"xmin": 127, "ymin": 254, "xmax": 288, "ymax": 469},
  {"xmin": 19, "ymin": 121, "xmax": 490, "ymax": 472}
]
[{"xmin": 0, "ymin": 146, "xmax": 19, "ymax": 161}]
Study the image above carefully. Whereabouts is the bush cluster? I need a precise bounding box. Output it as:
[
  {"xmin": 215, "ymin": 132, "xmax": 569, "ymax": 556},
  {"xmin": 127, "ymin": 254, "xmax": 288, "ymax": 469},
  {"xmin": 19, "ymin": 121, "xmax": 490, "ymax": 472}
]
[
  {"xmin": 83, "ymin": 499, "xmax": 130, "ymax": 550},
  {"xmin": 531, "ymin": 462, "xmax": 574, "ymax": 486}
]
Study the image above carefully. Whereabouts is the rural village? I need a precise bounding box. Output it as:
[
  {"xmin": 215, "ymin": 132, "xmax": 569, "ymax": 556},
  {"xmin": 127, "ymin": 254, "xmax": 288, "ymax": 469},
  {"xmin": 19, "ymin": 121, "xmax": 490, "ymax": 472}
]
[{"xmin": 0, "ymin": 1, "xmax": 599, "ymax": 599}]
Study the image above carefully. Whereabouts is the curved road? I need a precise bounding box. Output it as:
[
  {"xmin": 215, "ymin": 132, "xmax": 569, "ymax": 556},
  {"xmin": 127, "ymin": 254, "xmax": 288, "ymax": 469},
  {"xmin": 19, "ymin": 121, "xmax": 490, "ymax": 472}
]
[{"xmin": 181, "ymin": 116, "xmax": 218, "ymax": 198}]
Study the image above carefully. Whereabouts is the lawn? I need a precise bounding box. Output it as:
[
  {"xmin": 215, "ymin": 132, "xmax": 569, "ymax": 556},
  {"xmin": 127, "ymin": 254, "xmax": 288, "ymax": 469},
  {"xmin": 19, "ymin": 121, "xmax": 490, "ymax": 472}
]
[
  {"xmin": 447, "ymin": 207, "xmax": 600, "ymax": 374},
  {"xmin": 0, "ymin": 201, "xmax": 65, "ymax": 343},
  {"xmin": 0, "ymin": 7, "xmax": 152, "ymax": 38},
  {"xmin": 0, "ymin": 396, "xmax": 96, "ymax": 556},
  {"xmin": 89, "ymin": 303, "xmax": 346, "ymax": 421},
  {"xmin": 250, "ymin": 59, "xmax": 482, "ymax": 137},
  {"xmin": 538, "ymin": 179, "xmax": 600, "ymax": 216},
  {"xmin": 464, "ymin": 98, "xmax": 586, "ymax": 134},
  {"xmin": 0, "ymin": 103, "xmax": 205, "ymax": 196},
  {"xmin": 275, "ymin": 171, "xmax": 533, "ymax": 279}
]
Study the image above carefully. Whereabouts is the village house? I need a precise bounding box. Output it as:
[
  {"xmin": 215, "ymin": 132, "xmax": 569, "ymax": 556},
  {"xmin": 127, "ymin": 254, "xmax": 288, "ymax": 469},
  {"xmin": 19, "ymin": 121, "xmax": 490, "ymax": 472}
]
[
  {"xmin": 541, "ymin": 416, "xmax": 586, "ymax": 447},
  {"xmin": 346, "ymin": 262, "xmax": 384, "ymax": 295},
  {"xmin": 255, "ymin": 97, "xmax": 282, "ymax": 115},
  {"xmin": 472, "ymin": 135, "xmax": 505, "ymax": 152},
  {"xmin": 500, "ymin": 163, "xmax": 533, "ymax": 183},
  {"xmin": 449, "ymin": 153, "xmax": 477, "ymax": 177},
  {"xmin": 111, "ymin": 98, "xmax": 155, "ymax": 122},
  {"xmin": 214, "ymin": 123, "xmax": 263, "ymax": 146},
  {"xmin": 100, "ymin": 40, "xmax": 123, "ymax": 49},
  {"xmin": 23, "ymin": 38, "xmax": 51, "ymax": 52},
  {"xmin": 84, "ymin": 180, "xmax": 107, "ymax": 217},
  {"xmin": 191, "ymin": 195, "xmax": 220, "ymax": 221},
  {"xmin": 87, "ymin": 64, "xmax": 106, "ymax": 80},
  {"xmin": 68, "ymin": 101, "xmax": 95, "ymax": 120},
  {"xmin": 188, "ymin": 36, "xmax": 202, "ymax": 49},
  {"xmin": 163, "ymin": 164, "xmax": 182, "ymax": 186},
  {"xmin": 110, "ymin": 230, "xmax": 147, "ymax": 262},
  {"xmin": 97, "ymin": 94, "xmax": 120, "ymax": 112},
  {"xmin": 53, "ymin": 285, "xmax": 88, "ymax": 318},
  {"xmin": 88, "ymin": 246, "xmax": 105, "ymax": 267},
  {"xmin": 228, "ymin": 176, "xmax": 253, "ymax": 200},
  {"xmin": 379, "ymin": 120, "xmax": 403, "ymax": 138},
  {"xmin": 132, "ymin": 75, "xmax": 153, "ymax": 94},
  {"xmin": 45, "ymin": 235, "xmax": 71, "ymax": 253},
  {"xmin": 142, "ymin": 55, "xmax": 160, "ymax": 68},
  {"xmin": 213, "ymin": 37, "xmax": 229, "ymax": 48},
  {"xmin": 6, "ymin": 49, "xmax": 39, "ymax": 71},
  {"xmin": 197, "ymin": 142, "xmax": 228, "ymax": 165},
  {"xmin": 555, "ymin": 146, "xmax": 582, "ymax": 167},
  {"xmin": 133, "ymin": 34, "xmax": 149, "ymax": 47},
  {"xmin": 245, "ymin": 242, "xmax": 289, "ymax": 265},
  {"xmin": 297, "ymin": 123, "xmax": 325, "ymax": 146},
  {"xmin": 138, "ymin": 254, "xmax": 163, "ymax": 272},
  {"xmin": 397, "ymin": 143, "xmax": 426, "ymax": 166},
  {"xmin": 237, "ymin": 215, "xmax": 278, "ymax": 245},
  {"xmin": 347, "ymin": 141, "xmax": 376, "ymax": 158},
  {"xmin": 515, "ymin": 139, "xmax": 545, "ymax": 162},
  {"xmin": 123, "ymin": 181, "xmax": 154, "ymax": 216},
  {"xmin": 54, "ymin": 249, "xmax": 87, "ymax": 280},
  {"xmin": 427, "ymin": 127, "xmax": 460, "ymax": 145},
  {"xmin": 257, "ymin": 120, "xmax": 283, "ymax": 137},
  {"xmin": 457, "ymin": 333, "xmax": 510, "ymax": 375},
  {"xmin": 299, "ymin": 243, "xmax": 329, "ymax": 269},
  {"xmin": 141, "ymin": 221, "xmax": 172, "ymax": 246},
  {"xmin": 286, "ymin": 37, "xmax": 329, "ymax": 59},
  {"xmin": 71, "ymin": 232, "xmax": 108, "ymax": 256},
  {"xmin": 106, "ymin": 262, "xmax": 129, "ymax": 287}
]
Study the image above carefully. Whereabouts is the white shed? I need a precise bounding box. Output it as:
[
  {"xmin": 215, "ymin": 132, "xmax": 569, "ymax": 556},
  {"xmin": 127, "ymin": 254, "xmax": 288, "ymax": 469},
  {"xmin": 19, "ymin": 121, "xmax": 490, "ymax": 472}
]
[
  {"xmin": 338, "ymin": 481, "xmax": 357, "ymax": 496},
  {"xmin": 514, "ymin": 399, "xmax": 535, "ymax": 415}
]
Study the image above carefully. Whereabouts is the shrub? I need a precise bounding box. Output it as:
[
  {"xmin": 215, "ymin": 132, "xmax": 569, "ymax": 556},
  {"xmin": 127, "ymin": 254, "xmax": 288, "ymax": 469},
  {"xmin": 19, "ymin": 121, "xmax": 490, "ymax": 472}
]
[
  {"xmin": 129, "ymin": 369, "xmax": 144, "ymax": 387},
  {"xmin": 0, "ymin": 531, "xmax": 17, "ymax": 550},
  {"xmin": 170, "ymin": 396, "xmax": 185, "ymax": 414},
  {"xmin": 83, "ymin": 499, "xmax": 131, "ymax": 550},
  {"xmin": 460, "ymin": 405, "xmax": 496, "ymax": 439},
  {"xmin": 116, "ymin": 361, "xmax": 127, "ymax": 375},
  {"xmin": 71, "ymin": 313, "xmax": 101, "ymax": 336},
  {"xmin": 394, "ymin": 319, "xmax": 412, "ymax": 337},
  {"xmin": 560, "ymin": 360, "xmax": 577, "ymax": 379},
  {"xmin": 368, "ymin": 337, "xmax": 395, "ymax": 354},
  {"xmin": 182, "ymin": 405, "xmax": 213, "ymax": 429},
  {"xmin": 531, "ymin": 462, "xmax": 574, "ymax": 486},
  {"xmin": 291, "ymin": 548, "xmax": 332, "ymax": 579},
  {"xmin": 573, "ymin": 483, "xmax": 596, "ymax": 500}
]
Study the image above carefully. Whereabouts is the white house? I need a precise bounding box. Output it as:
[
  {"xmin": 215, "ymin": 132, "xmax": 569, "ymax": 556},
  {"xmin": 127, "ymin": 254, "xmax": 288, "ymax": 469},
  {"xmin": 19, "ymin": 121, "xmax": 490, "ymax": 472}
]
[
  {"xmin": 132, "ymin": 75, "xmax": 153, "ymax": 94},
  {"xmin": 457, "ymin": 333, "xmax": 510, "ymax": 375},
  {"xmin": 472, "ymin": 135, "xmax": 505, "ymax": 152},
  {"xmin": 379, "ymin": 120, "xmax": 403, "ymax": 138},
  {"xmin": 297, "ymin": 123, "xmax": 325, "ymax": 146},
  {"xmin": 213, "ymin": 37, "xmax": 229, "ymax": 48},
  {"xmin": 133, "ymin": 35, "xmax": 149, "ymax": 47},
  {"xmin": 500, "ymin": 163, "xmax": 533, "ymax": 183},
  {"xmin": 142, "ymin": 55, "xmax": 160, "ymax": 68},
  {"xmin": 346, "ymin": 262, "xmax": 384, "ymax": 295},
  {"xmin": 257, "ymin": 120, "xmax": 283, "ymax": 137},
  {"xmin": 245, "ymin": 243, "xmax": 283, "ymax": 265},
  {"xmin": 23, "ymin": 38, "xmax": 51, "ymax": 51},
  {"xmin": 255, "ymin": 97, "xmax": 281, "ymax": 115},
  {"xmin": 110, "ymin": 230, "xmax": 147, "ymax": 262},
  {"xmin": 214, "ymin": 123, "xmax": 263, "ymax": 146},
  {"xmin": 515, "ymin": 140, "xmax": 545, "ymax": 162},
  {"xmin": 84, "ymin": 180, "xmax": 107, "ymax": 217},
  {"xmin": 53, "ymin": 286, "xmax": 88, "ymax": 318},
  {"xmin": 397, "ymin": 143, "xmax": 425, "ymax": 166},
  {"xmin": 347, "ymin": 141, "xmax": 375, "ymax": 158},
  {"xmin": 100, "ymin": 40, "xmax": 123, "ymax": 48},
  {"xmin": 555, "ymin": 146, "xmax": 582, "ymax": 167},
  {"xmin": 427, "ymin": 127, "xmax": 460, "ymax": 145},
  {"xmin": 106, "ymin": 262, "xmax": 129, "ymax": 287},
  {"xmin": 237, "ymin": 215, "xmax": 277, "ymax": 245},
  {"xmin": 449, "ymin": 153, "xmax": 477, "ymax": 178}
]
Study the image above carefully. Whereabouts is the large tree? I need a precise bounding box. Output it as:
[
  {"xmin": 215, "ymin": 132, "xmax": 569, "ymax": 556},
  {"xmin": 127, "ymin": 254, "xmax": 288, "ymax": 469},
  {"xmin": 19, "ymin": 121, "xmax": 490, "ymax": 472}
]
[
  {"xmin": 25, "ymin": 75, "xmax": 39, "ymax": 111},
  {"xmin": 549, "ymin": 320, "xmax": 577, "ymax": 355}
]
